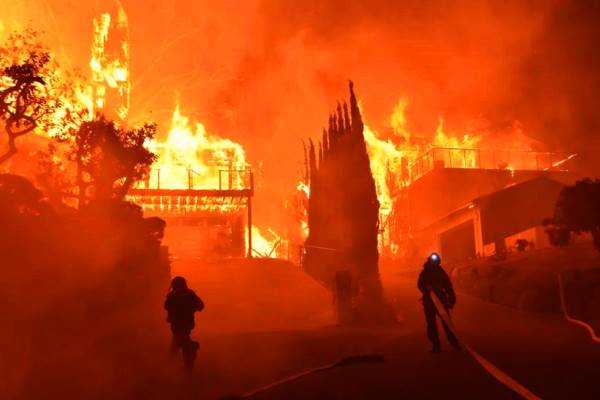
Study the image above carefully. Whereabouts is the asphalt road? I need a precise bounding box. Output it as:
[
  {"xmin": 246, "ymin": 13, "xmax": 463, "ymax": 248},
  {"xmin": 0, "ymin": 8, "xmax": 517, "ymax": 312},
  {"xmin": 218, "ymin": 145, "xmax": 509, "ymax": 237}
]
[
  {"xmin": 132, "ymin": 261, "xmax": 600, "ymax": 400},
  {"xmin": 218, "ymin": 270, "xmax": 600, "ymax": 400},
  {"xmin": 9, "ymin": 260, "xmax": 599, "ymax": 400}
]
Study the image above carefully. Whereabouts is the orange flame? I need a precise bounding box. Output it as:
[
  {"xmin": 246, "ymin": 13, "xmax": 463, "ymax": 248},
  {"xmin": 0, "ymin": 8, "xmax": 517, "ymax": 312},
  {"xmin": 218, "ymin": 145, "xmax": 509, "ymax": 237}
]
[
  {"xmin": 296, "ymin": 181, "xmax": 310, "ymax": 198},
  {"xmin": 296, "ymin": 98, "xmax": 485, "ymax": 253},
  {"xmin": 89, "ymin": 2, "xmax": 130, "ymax": 121},
  {"xmin": 246, "ymin": 226, "xmax": 283, "ymax": 258},
  {"xmin": 144, "ymin": 103, "xmax": 248, "ymax": 190}
]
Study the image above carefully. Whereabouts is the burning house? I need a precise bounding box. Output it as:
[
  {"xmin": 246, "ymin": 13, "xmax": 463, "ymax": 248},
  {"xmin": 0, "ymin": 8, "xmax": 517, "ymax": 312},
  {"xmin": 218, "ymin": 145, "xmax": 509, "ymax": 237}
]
[
  {"xmin": 127, "ymin": 166, "xmax": 254, "ymax": 259},
  {"xmin": 294, "ymin": 88, "xmax": 579, "ymax": 268},
  {"xmin": 0, "ymin": 2, "xmax": 280, "ymax": 260},
  {"xmin": 0, "ymin": 1, "xmax": 588, "ymax": 267},
  {"xmin": 292, "ymin": 92, "xmax": 580, "ymax": 266},
  {"xmin": 386, "ymin": 147, "xmax": 577, "ymax": 264},
  {"xmin": 412, "ymin": 174, "xmax": 570, "ymax": 263},
  {"xmin": 126, "ymin": 105, "xmax": 257, "ymax": 259}
]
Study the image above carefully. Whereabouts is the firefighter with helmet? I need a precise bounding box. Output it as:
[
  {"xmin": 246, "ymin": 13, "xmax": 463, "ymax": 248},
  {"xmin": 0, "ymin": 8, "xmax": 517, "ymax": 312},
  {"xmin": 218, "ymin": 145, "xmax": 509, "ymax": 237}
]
[
  {"xmin": 164, "ymin": 276, "xmax": 205, "ymax": 370},
  {"xmin": 417, "ymin": 253, "xmax": 461, "ymax": 353}
]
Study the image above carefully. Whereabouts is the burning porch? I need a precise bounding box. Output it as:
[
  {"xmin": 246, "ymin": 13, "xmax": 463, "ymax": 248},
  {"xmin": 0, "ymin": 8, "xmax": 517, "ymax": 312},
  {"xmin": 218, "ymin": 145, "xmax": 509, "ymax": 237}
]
[{"xmin": 127, "ymin": 167, "xmax": 255, "ymax": 258}]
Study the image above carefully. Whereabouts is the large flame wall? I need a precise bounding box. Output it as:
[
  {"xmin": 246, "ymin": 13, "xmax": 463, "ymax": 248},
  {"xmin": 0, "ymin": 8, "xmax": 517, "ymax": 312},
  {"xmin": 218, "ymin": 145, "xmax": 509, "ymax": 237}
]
[{"xmin": 2, "ymin": 0, "xmax": 599, "ymax": 241}]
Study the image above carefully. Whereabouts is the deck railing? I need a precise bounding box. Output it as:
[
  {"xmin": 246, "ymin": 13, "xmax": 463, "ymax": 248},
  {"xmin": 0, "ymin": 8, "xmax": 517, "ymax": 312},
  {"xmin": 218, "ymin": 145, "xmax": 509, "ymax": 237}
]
[{"xmin": 409, "ymin": 147, "xmax": 573, "ymax": 182}]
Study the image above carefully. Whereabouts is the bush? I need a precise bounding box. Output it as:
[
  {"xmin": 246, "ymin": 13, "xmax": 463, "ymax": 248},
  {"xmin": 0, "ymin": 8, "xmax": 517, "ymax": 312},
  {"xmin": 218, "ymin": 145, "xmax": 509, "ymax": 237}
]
[{"xmin": 0, "ymin": 174, "xmax": 170, "ymax": 399}]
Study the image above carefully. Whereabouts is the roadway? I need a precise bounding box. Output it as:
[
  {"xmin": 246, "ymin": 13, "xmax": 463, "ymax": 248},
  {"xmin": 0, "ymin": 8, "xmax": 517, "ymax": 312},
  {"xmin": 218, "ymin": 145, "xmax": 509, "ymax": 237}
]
[{"xmin": 154, "ymin": 260, "xmax": 600, "ymax": 399}]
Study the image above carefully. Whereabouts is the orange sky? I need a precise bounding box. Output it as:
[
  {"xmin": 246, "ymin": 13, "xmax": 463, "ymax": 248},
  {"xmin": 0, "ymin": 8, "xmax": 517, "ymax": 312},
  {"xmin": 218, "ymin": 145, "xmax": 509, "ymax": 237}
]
[{"xmin": 2, "ymin": 0, "xmax": 600, "ymax": 228}]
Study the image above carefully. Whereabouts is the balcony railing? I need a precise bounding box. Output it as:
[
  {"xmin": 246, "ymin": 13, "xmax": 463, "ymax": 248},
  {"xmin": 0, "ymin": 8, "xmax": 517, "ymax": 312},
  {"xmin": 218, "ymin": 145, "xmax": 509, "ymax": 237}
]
[
  {"xmin": 140, "ymin": 165, "xmax": 253, "ymax": 191},
  {"xmin": 409, "ymin": 147, "xmax": 573, "ymax": 182},
  {"xmin": 128, "ymin": 166, "xmax": 254, "ymax": 215}
]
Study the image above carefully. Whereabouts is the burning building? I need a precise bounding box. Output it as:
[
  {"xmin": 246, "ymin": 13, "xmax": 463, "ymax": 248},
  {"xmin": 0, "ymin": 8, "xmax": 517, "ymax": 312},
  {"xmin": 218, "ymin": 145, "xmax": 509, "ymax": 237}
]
[
  {"xmin": 0, "ymin": 2, "xmax": 282, "ymax": 260},
  {"xmin": 398, "ymin": 148, "xmax": 576, "ymax": 262},
  {"xmin": 370, "ymin": 136, "xmax": 577, "ymax": 264},
  {"xmin": 0, "ymin": 1, "xmax": 588, "ymax": 266},
  {"xmin": 127, "ymin": 104, "xmax": 256, "ymax": 258},
  {"xmin": 412, "ymin": 174, "xmax": 570, "ymax": 263},
  {"xmin": 294, "ymin": 92, "xmax": 579, "ymax": 267}
]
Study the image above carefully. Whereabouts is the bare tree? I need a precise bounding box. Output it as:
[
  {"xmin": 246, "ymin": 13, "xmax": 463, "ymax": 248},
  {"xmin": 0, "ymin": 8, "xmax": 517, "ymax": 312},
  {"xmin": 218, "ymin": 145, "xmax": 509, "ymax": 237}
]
[
  {"xmin": 0, "ymin": 51, "xmax": 53, "ymax": 163},
  {"xmin": 0, "ymin": 29, "xmax": 65, "ymax": 164}
]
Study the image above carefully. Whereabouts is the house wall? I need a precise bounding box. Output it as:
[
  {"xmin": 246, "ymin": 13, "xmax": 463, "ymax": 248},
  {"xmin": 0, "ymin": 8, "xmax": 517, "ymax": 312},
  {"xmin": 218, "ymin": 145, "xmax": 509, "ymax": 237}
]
[
  {"xmin": 406, "ymin": 171, "xmax": 575, "ymax": 262},
  {"xmin": 477, "ymin": 178, "xmax": 565, "ymax": 245},
  {"xmin": 414, "ymin": 206, "xmax": 484, "ymax": 263},
  {"xmin": 407, "ymin": 168, "xmax": 566, "ymax": 233},
  {"xmin": 440, "ymin": 220, "xmax": 477, "ymax": 262}
]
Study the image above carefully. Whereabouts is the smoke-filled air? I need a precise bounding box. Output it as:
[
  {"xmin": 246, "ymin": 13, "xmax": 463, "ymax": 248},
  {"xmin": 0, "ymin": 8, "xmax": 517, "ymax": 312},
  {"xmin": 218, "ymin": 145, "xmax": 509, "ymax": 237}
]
[{"xmin": 1, "ymin": 1, "xmax": 600, "ymax": 399}]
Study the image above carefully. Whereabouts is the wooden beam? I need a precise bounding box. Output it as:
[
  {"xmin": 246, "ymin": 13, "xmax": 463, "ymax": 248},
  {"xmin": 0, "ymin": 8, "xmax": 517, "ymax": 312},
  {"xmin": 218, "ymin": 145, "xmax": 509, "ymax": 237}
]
[{"xmin": 128, "ymin": 188, "xmax": 253, "ymax": 198}]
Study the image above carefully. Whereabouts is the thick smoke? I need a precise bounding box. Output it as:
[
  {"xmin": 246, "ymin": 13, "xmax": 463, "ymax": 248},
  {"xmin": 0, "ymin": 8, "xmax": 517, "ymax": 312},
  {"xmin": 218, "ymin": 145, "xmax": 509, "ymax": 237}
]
[
  {"xmin": 500, "ymin": 0, "xmax": 600, "ymax": 149},
  {"xmin": 2, "ymin": 0, "xmax": 599, "ymax": 227}
]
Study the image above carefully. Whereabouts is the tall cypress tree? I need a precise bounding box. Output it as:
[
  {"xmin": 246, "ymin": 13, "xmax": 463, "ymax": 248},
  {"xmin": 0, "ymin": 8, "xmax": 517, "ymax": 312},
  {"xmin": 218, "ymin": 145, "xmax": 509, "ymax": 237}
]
[{"xmin": 304, "ymin": 82, "xmax": 385, "ymax": 320}]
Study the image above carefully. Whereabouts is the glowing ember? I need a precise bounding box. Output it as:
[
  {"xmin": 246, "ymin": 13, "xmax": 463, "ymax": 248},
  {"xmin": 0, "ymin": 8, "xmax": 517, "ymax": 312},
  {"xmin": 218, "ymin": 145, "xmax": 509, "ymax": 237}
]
[{"xmin": 296, "ymin": 181, "xmax": 310, "ymax": 198}]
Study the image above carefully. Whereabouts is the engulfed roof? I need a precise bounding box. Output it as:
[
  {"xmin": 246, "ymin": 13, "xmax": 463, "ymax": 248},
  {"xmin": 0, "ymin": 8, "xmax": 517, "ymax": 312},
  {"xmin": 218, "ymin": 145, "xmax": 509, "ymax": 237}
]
[{"xmin": 473, "ymin": 176, "xmax": 565, "ymax": 244}]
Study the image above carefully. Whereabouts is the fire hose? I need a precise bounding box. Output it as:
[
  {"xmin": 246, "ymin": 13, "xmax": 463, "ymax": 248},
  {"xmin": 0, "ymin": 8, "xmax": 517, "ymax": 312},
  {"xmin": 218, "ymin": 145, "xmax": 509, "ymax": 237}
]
[
  {"xmin": 430, "ymin": 294, "xmax": 541, "ymax": 400},
  {"xmin": 557, "ymin": 274, "xmax": 600, "ymax": 344},
  {"xmin": 219, "ymin": 354, "xmax": 384, "ymax": 399},
  {"xmin": 220, "ymin": 295, "xmax": 543, "ymax": 399}
]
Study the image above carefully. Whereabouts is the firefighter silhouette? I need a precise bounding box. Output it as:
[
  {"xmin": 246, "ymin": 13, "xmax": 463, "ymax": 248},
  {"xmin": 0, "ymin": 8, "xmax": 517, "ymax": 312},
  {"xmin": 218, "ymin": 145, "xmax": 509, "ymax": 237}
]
[
  {"xmin": 164, "ymin": 276, "xmax": 205, "ymax": 369},
  {"xmin": 417, "ymin": 253, "xmax": 460, "ymax": 353}
]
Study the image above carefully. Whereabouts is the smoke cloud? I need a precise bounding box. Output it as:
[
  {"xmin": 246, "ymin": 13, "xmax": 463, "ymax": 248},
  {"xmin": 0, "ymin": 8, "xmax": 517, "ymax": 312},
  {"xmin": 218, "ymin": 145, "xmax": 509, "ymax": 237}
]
[{"xmin": 2, "ymin": 0, "xmax": 599, "ymax": 227}]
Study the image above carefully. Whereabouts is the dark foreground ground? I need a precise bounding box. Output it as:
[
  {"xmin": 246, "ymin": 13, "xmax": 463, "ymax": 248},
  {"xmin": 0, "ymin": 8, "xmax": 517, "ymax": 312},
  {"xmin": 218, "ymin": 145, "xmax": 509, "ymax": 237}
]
[
  {"xmin": 8, "ymin": 258, "xmax": 599, "ymax": 399},
  {"xmin": 152, "ymin": 259, "xmax": 600, "ymax": 400}
]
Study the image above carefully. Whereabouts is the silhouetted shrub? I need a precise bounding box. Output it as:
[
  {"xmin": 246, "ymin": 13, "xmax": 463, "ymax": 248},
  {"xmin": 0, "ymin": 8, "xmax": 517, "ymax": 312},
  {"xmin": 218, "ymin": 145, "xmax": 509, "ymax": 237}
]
[
  {"xmin": 545, "ymin": 179, "xmax": 600, "ymax": 252},
  {"xmin": 1, "ymin": 173, "xmax": 170, "ymax": 397}
]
